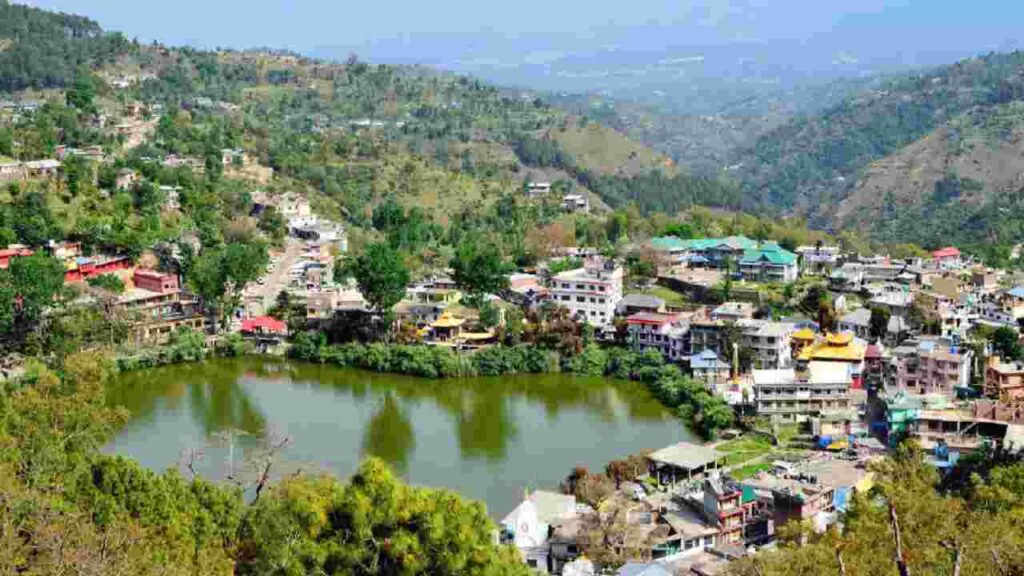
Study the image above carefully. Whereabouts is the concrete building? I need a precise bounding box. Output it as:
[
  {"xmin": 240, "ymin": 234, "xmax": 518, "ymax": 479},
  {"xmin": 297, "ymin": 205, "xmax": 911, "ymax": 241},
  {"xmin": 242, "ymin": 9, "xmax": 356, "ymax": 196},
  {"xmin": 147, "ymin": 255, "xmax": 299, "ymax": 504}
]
[
  {"xmin": 795, "ymin": 245, "xmax": 841, "ymax": 274},
  {"xmin": 737, "ymin": 319, "xmax": 796, "ymax": 369},
  {"xmin": 627, "ymin": 312, "xmax": 689, "ymax": 362},
  {"xmin": 796, "ymin": 333, "xmax": 867, "ymax": 390},
  {"xmin": 892, "ymin": 338, "xmax": 972, "ymax": 399},
  {"xmin": 562, "ymin": 194, "xmax": 589, "ymax": 214},
  {"xmin": 753, "ymin": 362, "xmax": 853, "ymax": 422},
  {"xmin": 548, "ymin": 258, "xmax": 623, "ymax": 327},
  {"xmin": 619, "ymin": 293, "xmax": 667, "ymax": 315},
  {"xmin": 985, "ymin": 356, "xmax": 1024, "ymax": 403},
  {"xmin": 742, "ymin": 457, "xmax": 875, "ymax": 534},
  {"xmin": 738, "ymin": 242, "xmax": 798, "ymax": 283},
  {"xmin": 690, "ymin": 350, "xmax": 731, "ymax": 389}
]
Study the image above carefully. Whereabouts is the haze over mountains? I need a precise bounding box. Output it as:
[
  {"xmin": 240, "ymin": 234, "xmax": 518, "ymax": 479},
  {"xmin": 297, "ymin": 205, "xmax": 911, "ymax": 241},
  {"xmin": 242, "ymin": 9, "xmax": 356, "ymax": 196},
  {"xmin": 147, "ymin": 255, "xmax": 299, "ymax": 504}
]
[
  {"xmin": 26, "ymin": 0, "xmax": 1024, "ymax": 113},
  {"xmin": 14, "ymin": 0, "xmax": 1024, "ymax": 250}
]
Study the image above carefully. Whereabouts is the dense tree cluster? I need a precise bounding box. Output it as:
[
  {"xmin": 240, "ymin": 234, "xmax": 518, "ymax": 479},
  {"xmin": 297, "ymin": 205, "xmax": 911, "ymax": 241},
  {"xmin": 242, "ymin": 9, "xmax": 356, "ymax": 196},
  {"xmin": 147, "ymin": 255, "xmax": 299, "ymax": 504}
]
[
  {"xmin": 0, "ymin": 351, "xmax": 530, "ymax": 574},
  {"xmin": 0, "ymin": 0, "xmax": 131, "ymax": 91}
]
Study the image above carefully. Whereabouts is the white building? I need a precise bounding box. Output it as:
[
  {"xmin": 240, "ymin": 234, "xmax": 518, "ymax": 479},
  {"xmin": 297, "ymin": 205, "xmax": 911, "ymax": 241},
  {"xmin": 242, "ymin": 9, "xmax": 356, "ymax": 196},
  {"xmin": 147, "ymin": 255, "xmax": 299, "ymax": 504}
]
[
  {"xmin": 548, "ymin": 258, "xmax": 623, "ymax": 327},
  {"xmin": 796, "ymin": 245, "xmax": 842, "ymax": 274},
  {"xmin": 562, "ymin": 194, "xmax": 589, "ymax": 214},
  {"xmin": 737, "ymin": 319, "xmax": 796, "ymax": 369},
  {"xmin": 526, "ymin": 181, "xmax": 551, "ymax": 199},
  {"xmin": 754, "ymin": 361, "xmax": 853, "ymax": 422},
  {"xmin": 500, "ymin": 491, "xmax": 579, "ymax": 573}
]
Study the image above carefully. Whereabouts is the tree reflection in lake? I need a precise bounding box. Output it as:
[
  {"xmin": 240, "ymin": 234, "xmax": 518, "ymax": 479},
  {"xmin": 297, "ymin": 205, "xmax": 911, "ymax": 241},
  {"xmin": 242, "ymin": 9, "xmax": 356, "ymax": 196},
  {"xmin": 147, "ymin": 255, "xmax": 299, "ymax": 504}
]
[
  {"xmin": 361, "ymin": 393, "xmax": 415, "ymax": 472},
  {"xmin": 107, "ymin": 357, "xmax": 692, "ymax": 516}
]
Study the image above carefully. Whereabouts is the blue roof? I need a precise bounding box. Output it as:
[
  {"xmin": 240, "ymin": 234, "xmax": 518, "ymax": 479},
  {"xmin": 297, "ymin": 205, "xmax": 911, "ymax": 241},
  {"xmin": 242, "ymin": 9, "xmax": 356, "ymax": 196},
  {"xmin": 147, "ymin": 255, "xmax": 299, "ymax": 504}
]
[
  {"xmin": 690, "ymin": 349, "xmax": 727, "ymax": 369},
  {"xmin": 833, "ymin": 486, "xmax": 851, "ymax": 512},
  {"xmin": 1008, "ymin": 286, "xmax": 1024, "ymax": 299}
]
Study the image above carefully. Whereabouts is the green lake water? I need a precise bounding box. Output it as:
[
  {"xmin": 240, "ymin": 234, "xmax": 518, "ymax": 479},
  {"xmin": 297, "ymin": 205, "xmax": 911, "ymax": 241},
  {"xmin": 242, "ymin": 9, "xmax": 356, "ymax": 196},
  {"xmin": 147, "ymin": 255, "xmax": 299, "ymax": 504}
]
[{"xmin": 107, "ymin": 357, "xmax": 692, "ymax": 517}]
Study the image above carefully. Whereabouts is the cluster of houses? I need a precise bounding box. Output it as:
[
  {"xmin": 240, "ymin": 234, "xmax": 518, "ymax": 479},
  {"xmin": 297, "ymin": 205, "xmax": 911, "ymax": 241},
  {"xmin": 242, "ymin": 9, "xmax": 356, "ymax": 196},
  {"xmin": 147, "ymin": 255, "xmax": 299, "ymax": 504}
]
[
  {"xmin": 500, "ymin": 446, "xmax": 875, "ymax": 575},
  {"xmin": 488, "ymin": 237, "xmax": 1024, "ymax": 574},
  {"xmin": 1, "ymin": 240, "xmax": 204, "ymax": 344},
  {"xmin": 525, "ymin": 181, "xmax": 590, "ymax": 215}
]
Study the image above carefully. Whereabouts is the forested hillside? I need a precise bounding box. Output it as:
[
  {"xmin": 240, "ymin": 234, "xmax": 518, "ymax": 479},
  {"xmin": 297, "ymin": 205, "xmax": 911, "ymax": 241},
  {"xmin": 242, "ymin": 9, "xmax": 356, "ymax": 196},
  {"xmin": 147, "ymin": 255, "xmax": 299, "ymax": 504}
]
[
  {"xmin": 733, "ymin": 51, "xmax": 1024, "ymax": 220},
  {"xmin": 0, "ymin": 0, "xmax": 130, "ymax": 91},
  {"xmin": 834, "ymin": 100, "xmax": 1024, "ymax": 250}
]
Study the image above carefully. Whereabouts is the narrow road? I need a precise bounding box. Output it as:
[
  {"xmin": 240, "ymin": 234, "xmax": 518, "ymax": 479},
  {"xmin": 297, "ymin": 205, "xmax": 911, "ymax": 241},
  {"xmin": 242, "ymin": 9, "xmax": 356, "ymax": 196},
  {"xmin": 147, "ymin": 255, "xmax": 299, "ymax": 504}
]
[{"xmin": 245, "ymin": 238, "xmax": 304, "ymax": 317}]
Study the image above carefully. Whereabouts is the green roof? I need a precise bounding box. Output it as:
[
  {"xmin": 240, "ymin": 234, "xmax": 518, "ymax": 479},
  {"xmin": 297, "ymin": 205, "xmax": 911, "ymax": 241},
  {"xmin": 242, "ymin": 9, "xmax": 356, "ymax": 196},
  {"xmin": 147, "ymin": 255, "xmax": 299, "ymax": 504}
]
[
  {"xmin": 740, "ymin": 247, "xmax": 797, "ymax": 265},
  {"xmin": 742, "ymin": 486, "xmax": 757, "ymax": 504},
  {"xmin": 651, "ymin": 236, "xmax": 688, "ymax": 251}
]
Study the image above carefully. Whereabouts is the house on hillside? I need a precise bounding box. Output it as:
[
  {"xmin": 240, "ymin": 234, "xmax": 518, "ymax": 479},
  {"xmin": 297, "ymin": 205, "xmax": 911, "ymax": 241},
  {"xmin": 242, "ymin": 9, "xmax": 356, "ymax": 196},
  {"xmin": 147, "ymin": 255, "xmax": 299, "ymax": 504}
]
[
  {"xmin": 562, "ymin": 193, "xmax": 589, "ymax": 214},
  {"xmin": 795, "ymin": 245, "xmax": 841, "ymax": 274},
  {"xmin": 932, "ymin": 247, "xmax": 962, "ymax": 269},
  {"xmin": 738, "ymin": 242, "xmax": 798, "ymax": 283}
]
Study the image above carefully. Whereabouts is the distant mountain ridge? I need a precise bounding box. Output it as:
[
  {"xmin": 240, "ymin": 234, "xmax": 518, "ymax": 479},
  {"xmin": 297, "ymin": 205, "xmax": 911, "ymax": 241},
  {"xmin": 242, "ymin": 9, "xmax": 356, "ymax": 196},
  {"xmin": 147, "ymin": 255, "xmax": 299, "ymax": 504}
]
[{"xmin": 730, "ymin": 51, "xmax": 1024, "ymax": 224}]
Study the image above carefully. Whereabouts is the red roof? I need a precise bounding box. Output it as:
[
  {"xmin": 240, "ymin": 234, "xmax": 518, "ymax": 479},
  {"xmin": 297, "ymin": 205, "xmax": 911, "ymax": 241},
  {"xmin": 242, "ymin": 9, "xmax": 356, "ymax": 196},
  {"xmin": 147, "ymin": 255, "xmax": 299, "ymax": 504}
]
[
  {"xmin": 0, "ymin": 248, "xmax": 33, "ymax": 258},
  {"xmin": 932, "ymin": 247, "xmax": 960, "ymax": 258},
  {"xmin": 241, "ymin": 316, "xmax": 287, "ymax": 334},
  {"xmin": 865, "ymin": 344, "xmax": 882, "ymax": 359},
  {"xmin": 626, "ymin": 312, "xmax": 679, "ymax": 326}
]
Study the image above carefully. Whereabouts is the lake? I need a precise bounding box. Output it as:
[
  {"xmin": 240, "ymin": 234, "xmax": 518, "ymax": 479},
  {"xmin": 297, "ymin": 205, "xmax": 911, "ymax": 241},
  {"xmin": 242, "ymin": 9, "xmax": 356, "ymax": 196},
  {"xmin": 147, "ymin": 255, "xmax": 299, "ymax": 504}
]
[{"xmin": 106, "ymin": 357, "xmax": 692, "ymax": 516}]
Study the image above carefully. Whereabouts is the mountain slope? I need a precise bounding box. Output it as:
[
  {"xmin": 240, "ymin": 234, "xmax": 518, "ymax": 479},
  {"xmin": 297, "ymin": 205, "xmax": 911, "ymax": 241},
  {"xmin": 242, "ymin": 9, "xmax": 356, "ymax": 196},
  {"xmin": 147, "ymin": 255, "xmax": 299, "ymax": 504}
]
[
  {"xmin": 0, "ymin": 0, "xmax": 130, "ymax": 91},
  {"xmin": 733, "ymin": 51, "xmax": 1024, "ymax": 220},
  {"xmin": 834, "ymin": 101, "xmax": 1024, "ymax": 247}
]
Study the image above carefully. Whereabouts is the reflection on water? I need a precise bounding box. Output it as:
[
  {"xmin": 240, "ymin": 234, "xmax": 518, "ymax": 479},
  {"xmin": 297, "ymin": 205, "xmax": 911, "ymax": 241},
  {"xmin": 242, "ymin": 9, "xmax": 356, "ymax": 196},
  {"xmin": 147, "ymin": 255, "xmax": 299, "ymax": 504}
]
[
  {"xmin": 107, "ymin": 357, "xmax": 691, "ymax": 515},
  {"xmin": 362, "ymin": 393, "xmax": 415, "ymax": 472}
]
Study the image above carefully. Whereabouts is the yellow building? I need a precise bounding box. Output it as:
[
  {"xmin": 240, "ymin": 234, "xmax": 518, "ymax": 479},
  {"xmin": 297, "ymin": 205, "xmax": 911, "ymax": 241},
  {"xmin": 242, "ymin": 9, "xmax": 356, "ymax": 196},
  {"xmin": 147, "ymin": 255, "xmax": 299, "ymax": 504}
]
[
  {"xmin": 797, "ymin": 332, "xmax": 866, "ymax": 388},
  {"xmin": 791, "ymin": 327, "xmax": 816, "ymax": 359}
]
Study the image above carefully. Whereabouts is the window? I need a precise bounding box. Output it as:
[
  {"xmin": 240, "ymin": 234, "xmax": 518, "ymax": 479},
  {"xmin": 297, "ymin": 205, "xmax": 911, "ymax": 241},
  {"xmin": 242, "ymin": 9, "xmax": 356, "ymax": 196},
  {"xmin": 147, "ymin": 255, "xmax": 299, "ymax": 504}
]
[
  {"xmin": 590, "ymin": 297, "xmax": 596, "ymax": 303},
  {"xmin": 577, "ymin": 296, "xmax": 586, "ymax": 303},
  {"xmin": 561, "ymin": 295, "xmax": 569, "ymax": 302},
  {"xmin": 704, "ymin": 536, "xmax": 714, "ymax": 546},
  {"xmin": 527, "ymin": 559, "xmax": 538, "ymax": 568},
  {"xmin": 598, "ymin": 298, "xmax": 605, "ymax": 304}
]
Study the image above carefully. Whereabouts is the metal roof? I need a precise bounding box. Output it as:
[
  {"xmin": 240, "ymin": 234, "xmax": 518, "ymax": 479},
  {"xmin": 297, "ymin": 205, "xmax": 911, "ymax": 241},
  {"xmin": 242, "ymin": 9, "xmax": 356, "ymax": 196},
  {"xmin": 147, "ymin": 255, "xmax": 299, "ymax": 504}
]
[{"xmin": 648, "ymin": 442, "xmax": 724, "ymax": 470}]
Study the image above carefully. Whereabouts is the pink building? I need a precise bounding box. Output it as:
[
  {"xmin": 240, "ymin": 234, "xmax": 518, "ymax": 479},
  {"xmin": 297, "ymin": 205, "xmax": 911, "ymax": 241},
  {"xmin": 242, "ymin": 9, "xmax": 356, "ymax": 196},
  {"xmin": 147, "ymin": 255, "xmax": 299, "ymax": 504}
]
[{"xmin": 132, "ymin": 269, "xmax": 179, "ymax": 293}]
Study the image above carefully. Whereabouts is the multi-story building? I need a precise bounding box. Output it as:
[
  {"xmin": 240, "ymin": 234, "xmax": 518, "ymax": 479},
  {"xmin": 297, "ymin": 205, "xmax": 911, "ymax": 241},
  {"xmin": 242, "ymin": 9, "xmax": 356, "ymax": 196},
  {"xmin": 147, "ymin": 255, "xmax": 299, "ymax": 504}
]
[
  {"xmin": 796, "ymin": 332, "xmax": 867, "ymax": 389},
  {"xmin": 753, "ymin": 361, "xmax": 853, "ymax": 421},
  {"xmin": 737, "ymin": 319, "xmax": 796, "ymax": 369},
  {"xmin": 112, "ymin": 269, "xmax": 205, "ymax": 343},
  {"xmin": 932, "ymin": 246, "xmax": 962, "ymax": 269},
  {"xmin": 395, "ymin": 280, "xmax": 463, "ymax": 327},
  {"xmin": 738, "ymin": 242, "xmax": 798, "ymax": 283},
  {"xmin": 626, "ymin": 312, "xmax": 689, "ymax": 362},
  {"xmin": 548, "ymin": 258, "xmax": 623, "ymax": 327},
  {"xmin": 891, "ymin": 338, "xmax": 972, "ymax": 399},
  {"xmin": 795, "ymin": 245, "xmax": 841, "ymax": 274},
  {"xmin": 984, "ymin": 356, "xmax": 1024, "ymax": 403},
  {"xmin": 702, "ymin": 476, "xmax": 759, "ymax": 545},
  {"xmin": 742, "ymin": 458, "xmax": 874, "ymax": 534},
  {"xmin": 690, "ymin": 349, "xmax": 731, "ymax": 389}
]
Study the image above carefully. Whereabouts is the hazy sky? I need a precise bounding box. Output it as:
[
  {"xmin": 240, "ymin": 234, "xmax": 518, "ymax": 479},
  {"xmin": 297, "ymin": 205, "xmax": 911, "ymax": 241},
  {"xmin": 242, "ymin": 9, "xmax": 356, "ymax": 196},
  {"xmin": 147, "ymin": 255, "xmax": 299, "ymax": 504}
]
[{"xmin": 22, "ymin": 0, "xmax": 1024, "ymax": 90}]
